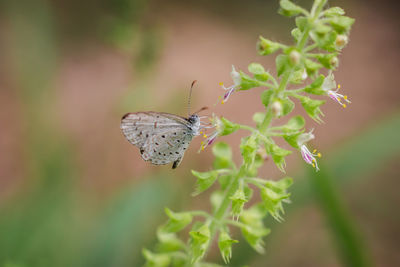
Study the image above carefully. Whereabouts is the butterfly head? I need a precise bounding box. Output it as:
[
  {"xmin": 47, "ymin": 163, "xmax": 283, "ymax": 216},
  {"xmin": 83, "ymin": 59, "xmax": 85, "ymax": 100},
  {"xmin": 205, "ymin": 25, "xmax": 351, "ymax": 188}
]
[{"xmin": 187, "ymin": 114, "xmax": 201, "ymax": 135}]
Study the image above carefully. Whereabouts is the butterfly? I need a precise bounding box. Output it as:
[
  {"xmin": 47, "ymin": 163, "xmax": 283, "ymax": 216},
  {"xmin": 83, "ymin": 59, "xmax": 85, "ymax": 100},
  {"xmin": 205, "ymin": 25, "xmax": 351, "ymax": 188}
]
[{"xmin": 120, "ymin": 81, "xmax": 208, "ymax": 169}]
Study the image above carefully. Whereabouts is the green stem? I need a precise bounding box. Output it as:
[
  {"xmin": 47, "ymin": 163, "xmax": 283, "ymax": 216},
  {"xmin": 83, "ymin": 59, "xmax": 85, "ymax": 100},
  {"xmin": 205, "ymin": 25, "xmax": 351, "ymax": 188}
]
[{"xmin": 207, "ymin": 166, "xmax": 246, "ymax": 251}]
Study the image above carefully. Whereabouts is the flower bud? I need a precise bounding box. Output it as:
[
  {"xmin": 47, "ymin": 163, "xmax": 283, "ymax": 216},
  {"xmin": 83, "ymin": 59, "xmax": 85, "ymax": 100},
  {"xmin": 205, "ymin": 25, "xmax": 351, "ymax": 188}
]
[
  {"xmin": 335, "ymin": 34, "xmax": 348, "ymax": 48},
  {"xmin": 289, "ymin": 50, "xmax": 301, "ymax": 65},
  {"xmin": 271, "ymin": 101, "xmax": 283, "ymax": 117},
  {"xmin": 330, "ymin": 56, "xmax": 339, "ymax": 68}
]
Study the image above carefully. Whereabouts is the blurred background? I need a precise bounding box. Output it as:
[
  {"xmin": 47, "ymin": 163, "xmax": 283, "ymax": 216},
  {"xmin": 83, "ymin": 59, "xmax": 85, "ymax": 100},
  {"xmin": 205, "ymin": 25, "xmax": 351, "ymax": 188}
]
[{"xmin": 0, "ymin": 0, "xmax": 399, "ymax": 266}]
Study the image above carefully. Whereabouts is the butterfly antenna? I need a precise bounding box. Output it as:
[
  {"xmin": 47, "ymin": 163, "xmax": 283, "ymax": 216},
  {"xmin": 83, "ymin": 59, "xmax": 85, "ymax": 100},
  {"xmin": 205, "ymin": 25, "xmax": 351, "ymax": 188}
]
[{"xmin": 188, "ymin": 80, "xmax": 197, "ymax": 116}]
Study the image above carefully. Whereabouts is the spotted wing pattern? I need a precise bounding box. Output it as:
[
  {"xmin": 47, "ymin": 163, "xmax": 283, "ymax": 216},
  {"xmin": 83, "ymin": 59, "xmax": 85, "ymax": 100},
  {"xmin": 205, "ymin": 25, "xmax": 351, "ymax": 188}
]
[{"xmin": 120, "ymin": 112, "xmax": 194, "ymax": 167}]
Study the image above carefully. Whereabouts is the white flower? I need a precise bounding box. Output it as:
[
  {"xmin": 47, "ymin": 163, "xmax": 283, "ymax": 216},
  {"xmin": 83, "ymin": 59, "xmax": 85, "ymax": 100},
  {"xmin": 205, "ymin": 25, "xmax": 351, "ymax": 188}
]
[
  {"xmin": 322, "ymin": 72, "xmax": 351, "ymax": 108},
  {"xmin": 297, "ymin": 129, "xmax": 321, "ymax": 171},
  {"xmin": 219, "ymin": 65, "xmax": 241, "ymax": 104}
]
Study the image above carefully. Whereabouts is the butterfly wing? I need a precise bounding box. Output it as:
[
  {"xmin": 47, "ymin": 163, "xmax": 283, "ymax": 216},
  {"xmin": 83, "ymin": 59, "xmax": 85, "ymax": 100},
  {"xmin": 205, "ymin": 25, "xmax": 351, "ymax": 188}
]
[
  {"xmin": 121, "ymin": 112, "xmax": 194, "ymax": 167},
  {"xmin": 141, "ymin": 126, "xmax": 194, "ymax": 166}
]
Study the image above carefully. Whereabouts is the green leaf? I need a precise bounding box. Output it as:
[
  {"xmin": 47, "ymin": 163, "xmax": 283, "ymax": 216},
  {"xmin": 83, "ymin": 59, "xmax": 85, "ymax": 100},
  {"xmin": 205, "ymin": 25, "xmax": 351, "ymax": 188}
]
[
  {"xmin": 239, "ymin": 71, "xmax": 262, "ymax": 90},
  {"xmin": 295, "ymin": 16, "xmax": 309, "ymax": 31},
  {"xmin": 156, "ymin": 227, "xmax": 186, "ymax": 252},
  {"xmin": 279, "ymin": 0, "xmax": 304, "ymax": 17},
  {"xmin": 304, "ymin": 58, "xmax": 323, "ymax": 77},
  {"xmin": 248, "ymin": 62, "xmax": 265, "ymax": 74},
  {"xmin": 329, "ymin": 15, "xmax": 355, "ymax": 33},
  {"xmin": 218, "ymin": 230, "xmax": 238, "ymax": 264},
  {"xmin": 276, "ymin": 54, "xmax": 290, "ymax": 77},
  {"xmin": 291, "ymin": 28, "xmax": 302, "ymax": 42},
  {"xmin": 189, "ymin": 224, "xmax": 210, "ymax": 263},
  {"xmin": 281, "ymin": 97, "xmax": 295, "ymax": 117},
  {"xmin": 298, "ymin": 96, "xmax": 326, "ymax": 123},
  {"xmin": 210, "ymin": 190, "xmax": 224, "ymax": 213},
  {"xmin": 283, "ymin": 131, "xmax": 303, "ymax": 149},
  {"xmin": 261, "ymin": 90, "xmax": 274, "ymax": 108},
  {"xmin": 304, "ymin": 74, "xmax": 326, "ymax": 95},
  {"xmin": 212, "ymin": 142, "xmax": 233, "ymax": 169},
  {"xmin": 253, "ymin": 112, "xmax": 265, "ymax": 127},
  {"xmin": 248, "ymin": 62, "xmax": 271, "ymax": 82},
  {"xmin": 163, "ymin": 208, "xmax": 193, "ymax": 233},
  {"xmin": 257, "ymin": 36, "xmax": 281, "ymax": 55},
  {"xmin": 240, "ymin": 204, "xmax": 270, "ymax": 253},
  {"xmin": 191, "ymin": 170, "xmax": 219, "ymax": 196},
  {"xmin": 219, "ymin": 117, "xmax": 240, "ymax": 136},
  {"xmin": 283, "ymin": 115, "xmax": 305, "ymax": 132},
  {"xmin": 324, "ymin": 7, "xmax": 345, "ymax": 17},
  {"xmin": 143, "ymin": 249, "xmax": 170, "ymax": 267}
]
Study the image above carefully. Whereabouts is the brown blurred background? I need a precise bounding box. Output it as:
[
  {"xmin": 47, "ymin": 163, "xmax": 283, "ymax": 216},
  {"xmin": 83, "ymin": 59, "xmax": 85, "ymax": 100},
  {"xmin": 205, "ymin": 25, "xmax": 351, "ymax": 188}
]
[{"xmin": 0, "ymin": 0, "xmax": 399, "ymax": 266}]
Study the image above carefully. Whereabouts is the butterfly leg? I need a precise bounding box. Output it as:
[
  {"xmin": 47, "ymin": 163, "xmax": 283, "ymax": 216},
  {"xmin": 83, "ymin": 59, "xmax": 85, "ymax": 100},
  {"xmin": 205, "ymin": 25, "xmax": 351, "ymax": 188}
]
[{"xmin": 172, "ymin": 156, "xmax": 183, "ymax": 169}]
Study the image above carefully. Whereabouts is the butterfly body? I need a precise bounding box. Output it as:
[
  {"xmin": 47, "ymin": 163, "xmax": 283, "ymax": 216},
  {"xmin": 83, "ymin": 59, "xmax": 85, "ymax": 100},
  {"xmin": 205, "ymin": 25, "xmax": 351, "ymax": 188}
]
[{"xmin": 121, "ymin": 112, "xmax": 201, "ymax": 168}]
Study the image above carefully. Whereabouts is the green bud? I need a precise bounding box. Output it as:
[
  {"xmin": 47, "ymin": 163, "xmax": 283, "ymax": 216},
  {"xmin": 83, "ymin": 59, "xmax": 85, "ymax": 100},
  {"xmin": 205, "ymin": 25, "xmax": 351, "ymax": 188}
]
[
  {"xmin": 335, "ymin": 34, "xmax": 348, "ymax": 48},
  {"xmin": 289, "ymin": 50, "xmax": 301, "ymax": 65},
  {"xmin": 230, "ymin": 187, "xmax": 247, "ymax": 219},
  {"xmin": 314, "ymin": 22, "xmax": 332, "ymax": 34},
  {"xmin": 311, "ymin": 30, "xmax": 337, "ymax": 52},
  {"xmin": 257, "ymin": 36, "xmax": 281, "ymax": 55},
  {"xmin": 290, "ymin": 68, "xmax": 307, "ymax": 84},
  {"xmin": 191, "ymin": 170, "xmax": 219, "ymax": 196},
  {"xmin": 304, "ymin": 58, "xmax": 323, "ymax": 77},
  {"xmin": 143, "ymin": 249, "xmax": 170, "ymax": 267},
  {"xmin": 260, "ymin": 185, "xmax": 290, "ymax": 222},
  {"xmin": 218, "ymin": 230, "xmax": 238, "ymax": 264},
  {"xmin": 189, "ymin": 224, "xmax": 210, "ymax": 263},
  {"xmin": 304, "ymin": 74, "xmax": 326, "ymax": 95},
  {"xmin": 265, "ymin": 143, "xmax": 292, "ymax": 172},
  {"xmin": 298, "ymin": 96, "xmax": 326, "ymax": 123},
  {"xmin": 271, "ymin": 101, "xmax": 283, "ymax": 117},
  {"xmin": 164, "ymin": 208, "xmax": 193, "ymax": 233},
  {"xmin": 279, "ymin": 0, "xmax": 304, "ymax": 17},
  {"xmin": 316, "ymin": 53, "xmax": 339, "ymax": 69},
  {"xmin": 240, "ymin": 136, "xmax": 258, "ymax": 169},
  {"xmin": 240, "ymin": 204, "xmax": 270, "ymax": 253}
]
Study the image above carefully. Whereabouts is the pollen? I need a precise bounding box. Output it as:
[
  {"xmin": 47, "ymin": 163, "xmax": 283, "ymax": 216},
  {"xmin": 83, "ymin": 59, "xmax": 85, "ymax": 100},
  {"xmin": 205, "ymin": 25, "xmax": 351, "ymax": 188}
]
[
  {"xmin": 338, "ymin": 84, "xmax": 341, "ymax": 89},
  {"xmin": 343, "ymin": 104, "xmax": 347, "ymax": 108},
  {"xmin": 343, "ymin": 95, "xmax": 348, "ymax": 100},
  {"xmin": 312, "ymin": 163, "xmax": 316, "ymax": 168},
  {"xmin": 313, "ymin": 149, "xmax": 317, "ymax": 153},
  {"xmin": 203, "ymin": 134, "xmax": 207, "ymax": 138},
  {"xmin": 219, "ymin": 82, "xmax": 224, "ymax": 86},
  {"xmin": 317, "ymin": 153, "xmax": 322, "ymax": 158},
  {"xmin": 221, "ymin": 100, "xmax": 225, "ymax": 104}
]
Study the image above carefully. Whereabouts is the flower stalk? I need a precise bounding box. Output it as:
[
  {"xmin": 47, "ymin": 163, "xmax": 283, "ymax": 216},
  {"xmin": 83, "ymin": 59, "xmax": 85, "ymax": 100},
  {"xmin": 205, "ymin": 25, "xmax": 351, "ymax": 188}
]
[{"xmin": 143, "ymin": 0, "xmax": 354, "ymax": 265}]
